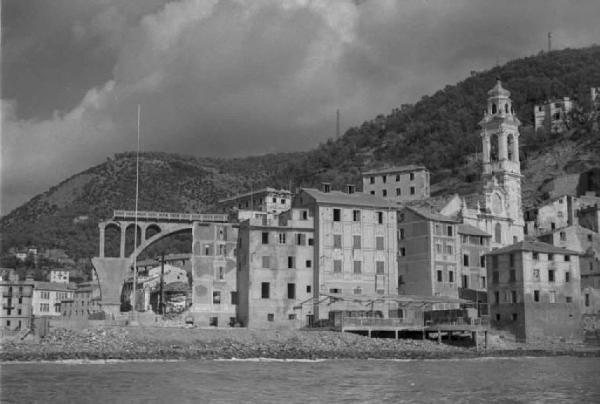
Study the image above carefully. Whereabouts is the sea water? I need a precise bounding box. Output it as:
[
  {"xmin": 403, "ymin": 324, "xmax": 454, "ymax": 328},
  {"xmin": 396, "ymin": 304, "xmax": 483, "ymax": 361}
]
[{"xmin": 2, "ymin": 357, "xmax": 599, "ymax": 403}]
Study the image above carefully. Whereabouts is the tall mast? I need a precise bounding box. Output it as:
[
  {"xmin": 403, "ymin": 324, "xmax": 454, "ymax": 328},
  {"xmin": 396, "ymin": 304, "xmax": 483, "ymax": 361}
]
[{"xmin": 131, "ymin": 104, "xmax": 141, "ymax": 315}]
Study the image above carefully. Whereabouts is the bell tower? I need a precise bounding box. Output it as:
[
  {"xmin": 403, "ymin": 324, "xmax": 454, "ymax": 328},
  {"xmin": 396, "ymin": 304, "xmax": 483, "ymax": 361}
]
[{"xmin": 479, "ymin": 79, "xmax": 524, "ymax": 243}]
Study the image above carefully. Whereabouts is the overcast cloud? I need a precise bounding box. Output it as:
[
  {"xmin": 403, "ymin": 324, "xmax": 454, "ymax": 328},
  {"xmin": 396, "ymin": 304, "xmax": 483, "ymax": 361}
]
[{"xmin": 2, "ymin": 0, "xmax": 600, "ymax": 214}]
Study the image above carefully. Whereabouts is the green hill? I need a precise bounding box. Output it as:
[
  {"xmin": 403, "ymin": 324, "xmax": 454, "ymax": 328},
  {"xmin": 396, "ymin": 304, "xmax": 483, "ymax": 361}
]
[{"xmin": 2, "ymin": 45, "xmax": 600, "ymax": 273}]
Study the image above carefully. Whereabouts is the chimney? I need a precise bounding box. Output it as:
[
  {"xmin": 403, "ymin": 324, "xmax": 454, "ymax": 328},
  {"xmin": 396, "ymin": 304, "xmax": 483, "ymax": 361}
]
[
  {"xmin": 321, "ymin": 183, "xmax": 331, "ymax": 193},
  {"xmin": 346, "ymin": 184, "xmax": 356, "ymax": 194}
]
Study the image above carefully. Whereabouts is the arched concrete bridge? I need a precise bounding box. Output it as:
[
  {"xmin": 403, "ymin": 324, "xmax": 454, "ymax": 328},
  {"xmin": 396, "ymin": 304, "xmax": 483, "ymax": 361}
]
[{"xmin": 92, "ymin": 210, "xmax": 228, "ymax": 314}]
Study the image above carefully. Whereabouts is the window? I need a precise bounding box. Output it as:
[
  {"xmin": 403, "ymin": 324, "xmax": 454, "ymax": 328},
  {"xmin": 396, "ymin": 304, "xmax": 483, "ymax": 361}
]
[
  {"xmin": 376, "ymin": 236, "xmax": 384, "ymax": 250},
  {"xmin": 333, "ymin": 234, "xmax": 342, "ymax": 248},
  {"xmin": 399, "ymin": 228, "xmax": 405, "ymax": 240},
  {"xmin": 370, "ymin": 191, "xmax": 375, "ymax": 195},
  {"xmin": 333, "ymin": 260, "xmax": 342, "ymax": 273},
  {"xmin": 410, "ymin": 186, "xmax": 415, "ymax": 195},
  {"xmin": 494, "ymin": 291, "xmax": 500, "ymax": 304},
  {"xmin": 288, "ymin": 314, "xmax": 297, "ymax": 320},
  {"xmin": 585, "ymin": 294, "xmax": 590, "ymax": 307},
  {"xmin": 533, "ymin": 252, "xmax": 539, "ymax": 260},
  {"xmin": 231, "ymin": 292, "xmax": 238, "ymax": 305},
  {"xmin": 262, "ymin": 256, "xmax": 270, "ymax": 269},
  {"xmin": 511, "ymin": 313, "xmax": 518, "ymax": 321},
  {"xmin": 218, "ymin": 267, "xmax": 224, "ymax": 280},
  {"xmin": 353, "ymin": 235, "xmax": 361, "ymax": 249},
  {"xmin": 279, "ymin": 233, "xmax": 286, "ymax": 244},
  {"xmin": 382, "ymin": 175, "xmax": 387, "ymax": 184},
  {"xmin": 564, "ymin": 255, "xmax": 570, "ymax": 262},
  {"xmin": 509, "ymin": 253, "xmax": 514, "ymax": 267},
  {"xmin": 302, "ymin": 210, "xmax": 308, "ymax": 220},
  {"xmin": 396, "ymin": 174, "xmax": 400, "ymax": 181},
  {"xmin": 565, "ymin": 272, "xmax": 570, "ymax": 283},
  {"xmin": 212, "ymin": 291, "xmax": 221, "ymax": 304},
  {"xmin": 377, "ymin": 212, "xmax": 383, "ymax": 224},
  {"xmin": 448, "ymin": 271, "xmax": 454, "ymax": 283},
  {"xmin": 494, "ymin": 223, "xmax": 501, "ymax": 243},
  {"xmin": 376, "ymin": 261, "xmax": 385, "ymax": 275},
  {"xmin": 444, "ymin": 245, "xmax": 453, "ymax": 254},
  {"xmin": 329, "ymin": 288, "xmax": 342, "ymax": 294},
  {"xmin": 261, "ymin": 282, "xmax": 270, "ymax": 299},
  {"xmin": 533, "ymin": 269, "xmax": 540, "ymax": 280},
  {"xmin": 308, "ymin": 238, "xmax": 314, "ymax": 246},
  {"xmin": 462, "ymin": 275, "xmax": 468, "ymax": 288},
  {"xmin": 437, "ymin": 270, "xmax": 443, "ymax": 282},
  {"xmin": 511, "ymin": 291, "xmax": 517, "ymax": 303},
  {"xmin": 410, "ymin": 172, "xmax": 415, "ymax": 181},
  {"xmin": 287, "ymin": 283, "xmax": 296, "ymax": 299},
  {"xmin": 382, "ymin": 189, "xmax": 387, "ymax": 197},
  {"xmin": 549, "ymin": 291, "xmax": 556, "ymax": 303},
  {"xmin": 480, "ymin": 256, "xmax": 486, "ymax": 268},
  {"xmin": 495, "ymin": 313, "xmax": 501, "ymax": 322},
  {"xmin": 296, "ymin": 234, "xmax": 306, "ymax": 245},
  {"xmin": 262, "ymin": 232, "xmax": 269, "ymax": 244},
  {"xmin": 396, "ymin": 188, "xmax": 401, "ymax": 196},
  {"xmin": 333, "ymin": 209, "xmax": 341, "ymax": 222},
  {"xmin": 370, "ymin": 176, "xmax": 375, "ymax": 184},
  {"xmin": 352, "ymin": 210, "xmax": 361, "ymax": 222},
  {"xmin": 353, "ymin": 287, "xmax": 362, "ymax": 295},
  {"xmin": 436, "ymin": 244, "xmax": 442, "ymax": 254},
  {"xmin": 399, "ymin": 247, "xmax": 406, "ymax": 256},
  {"xmin": 306, "ymin": 285, "xmax": 312, "ymax": 294},
  {"xmin": 560, "ymin": 232, "xmax": 566, "ymax": 241},
  {"xmin": 566, "ymin": 296, "xmax": 572, "ymax": 303},
  {"xmin": 481, "ymin": 276, "xmax": 486, "ymax": 289},
  {"xmin": 492, "ymin": 256, "xmax": 498, "ymax": 269},
  {"xmin": 492, "ymin": 271, "xmax": 499, "ymax": 284},
  {"xmin": 548, "ymin": 269, "xmax": 555, "ymax": 282},
  {"xmin": 548, "ymin": 253, "xmax": 554, "ymax": 261},
  {"xmin": 306, "ymin": 260, "xmax": 312, "ymax": 268},
  {"xmin": 267, "ymin": 314, "xmax": 274, "ymax": 322},
  {"xmin": 353, "ymin": 261, "xmax": 362, "ymax": 274},
  {"xmin": 288, "ymin": 256, "xmax": 295, "ymax": 269},
  {"xmin": 434, "ymin": 224, "xmax": 441, "ymax": 235},
  {"xmin": 463, "ymin": 254, "xmax": 469, "ymax": 266},
  {"xmin": 447, "ymin": 226, "xmax": 453, "ymax": 237},
  {"xmin": 509, "ymin": 270, "xmax": 516, "ymax": 282}
]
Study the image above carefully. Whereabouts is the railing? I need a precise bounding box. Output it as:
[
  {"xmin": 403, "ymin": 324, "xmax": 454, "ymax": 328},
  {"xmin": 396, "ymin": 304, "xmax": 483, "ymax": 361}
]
[
  {"xmin": 342, "ymin": 317, "xmax": 419, "ymax": 328},
  {"xmin": 113, "ymin": 210, "xmax": 228, "ymax": 222}
]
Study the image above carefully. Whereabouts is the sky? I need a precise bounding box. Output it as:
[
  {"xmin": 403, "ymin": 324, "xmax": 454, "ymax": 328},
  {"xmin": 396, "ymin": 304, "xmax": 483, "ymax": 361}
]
[{"xmin": 2, "ymin": 0, "xmax": 600, "ymax": 215}]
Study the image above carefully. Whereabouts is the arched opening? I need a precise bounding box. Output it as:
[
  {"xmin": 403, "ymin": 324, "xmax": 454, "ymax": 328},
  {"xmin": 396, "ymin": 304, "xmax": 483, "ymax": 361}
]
[
  {"xmin": 507, "ymin": 134, "xmax": 515, "ymax": 161},
  {"xmin": 492, "ymin": 103, "xmax": 497, "ymax": 114},
  {"xmin": 494, "ymin": 223, "xmax": 502, "ymax": 244},
  {"xmin": 145, "ymin": 224, "xmax": 161, "ymax": 240},
  {"xmin": 104, "ymin": 222, "xmax": 121, "ymax": 257},
  {"xmin": 504, "ymin": 103, "xmax": 509, "ymax": 113},
  {"xmin": 490, "ymin": 133, "xmax": 499, "ymax": 161},
  {"xmin": 124, "ymin": 224, "xmax": 142, "ymax": 257}
]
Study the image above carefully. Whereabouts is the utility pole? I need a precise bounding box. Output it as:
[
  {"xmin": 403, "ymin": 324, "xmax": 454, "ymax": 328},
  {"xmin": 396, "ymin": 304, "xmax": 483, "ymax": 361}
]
[
  {"xmin": 548, "ymin": 32, "xmax": 552, "ymax": 52},
  {"xmin": 159, "ymin": 253, "xmax": 165, "ymax": 315},
  {"xmin": 336, "ymin": 109, "xmax": 340, "ymax": 138}
]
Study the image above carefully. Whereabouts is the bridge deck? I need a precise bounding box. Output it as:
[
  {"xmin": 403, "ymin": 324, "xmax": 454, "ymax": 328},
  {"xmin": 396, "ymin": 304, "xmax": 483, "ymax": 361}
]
[{"xmin": 112, "ymin": 210, "xmax": 229, "ymax": 222}]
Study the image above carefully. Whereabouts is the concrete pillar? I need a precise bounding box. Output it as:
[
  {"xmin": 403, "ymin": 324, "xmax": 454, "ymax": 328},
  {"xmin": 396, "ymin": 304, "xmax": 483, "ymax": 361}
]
[
  {"xmin": 99, "ymin": 224, "xmax": 106, "ymax": 258},
  {"xmin": 437, "ymin": 331, "xmax": 442, "ymax": 344},
  {"xmin": 395, "ymin": 330, "xmax": 398, "ymax": 340},
  {"xmin": 498, "ymin": 131, "xmax": 508, "ymax": 161},
  {"xmin": 481, "ymin": 131, "xmax": 491, "ymax": 175},
  {"xmin": 120, "ymin": 223, "xmax": 127, "ymax": 258},
  {"xmin": 513, "ymin": 135, "xmax": 520, "ymax": 163}
]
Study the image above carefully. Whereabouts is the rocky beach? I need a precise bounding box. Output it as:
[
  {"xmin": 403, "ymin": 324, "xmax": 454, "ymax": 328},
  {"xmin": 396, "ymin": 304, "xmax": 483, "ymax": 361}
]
[{"xmin": 2, "ymin": 326, "xmax": 599, "ymax": 362}]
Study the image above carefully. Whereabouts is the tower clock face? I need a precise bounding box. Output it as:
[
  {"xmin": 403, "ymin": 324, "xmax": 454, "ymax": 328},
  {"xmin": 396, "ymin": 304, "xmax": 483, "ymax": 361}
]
[{"xmin": 492, "ymin": 193, "xmax": 503, "ymax": 215}]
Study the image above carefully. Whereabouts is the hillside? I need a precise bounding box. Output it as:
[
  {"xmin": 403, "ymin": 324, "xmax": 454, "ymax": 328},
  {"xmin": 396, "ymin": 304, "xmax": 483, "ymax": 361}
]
[{"xmin": 2, "ymin": 46, "xmax": 600, "ymax": 270}]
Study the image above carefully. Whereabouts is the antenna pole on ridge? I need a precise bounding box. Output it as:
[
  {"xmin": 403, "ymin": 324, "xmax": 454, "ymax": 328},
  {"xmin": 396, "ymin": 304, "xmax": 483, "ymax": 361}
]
[{"xmin": 131, "ymin": 104, "xmax": 141, "ymax": 316}]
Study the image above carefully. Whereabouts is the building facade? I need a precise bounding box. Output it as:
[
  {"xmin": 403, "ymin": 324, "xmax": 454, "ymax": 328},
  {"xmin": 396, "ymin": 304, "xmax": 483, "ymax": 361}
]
[
  {"xmin": 189, "ymin": 222, "xmax": 238, "ymax": 327},
  {"xmin": 293, "ymin": 188, "xmax": 398, "ymax": 320},
  {"xmin": 0, "ymin": 272, "xmax": 34, "ymax": 332},
  {"xmin": 32, "ymin": 281, "xmax": 74, "ymax": 318},
  {"xmin": 237, "ymin": 208, "xmax": 315, "ymax": 328},
  {"xmin": 218, "ymin": 188, "xmax": 292, "ymax": 217},
  {"xmin": 361, "ymin": 165, "xmax": 430, "ymax": 202},
  {"xmin": 457, "ymin": 223, "xmax": 492, "ymax": 310},
  {"xmin": 486, "ymin": 241, "xmax": 581, "ymax": 342},
  {"xmin": 397, "ymin": 206, "xmax": 460, "ymax": 308},
  {"xmin": 534, "ymin": 97, "xmax": 573, "ymax": 133}
]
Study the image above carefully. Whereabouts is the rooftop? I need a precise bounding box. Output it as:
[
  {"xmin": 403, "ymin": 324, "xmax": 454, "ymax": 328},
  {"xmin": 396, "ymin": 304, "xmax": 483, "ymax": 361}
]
[
  {"xmin": 218, "ymin": 187, "xmax": 292, "ymax": 204},
  {"xmin": 33, "ymin": 281, "xmax": 76, "ymax": 292},
  {"xmin": 299, "ymin": 188, "xmax": 396, "ymax": 209},
  {"xmin": 485, "ymin": 240, "xmax": 581, "ymax": 256},
  {"xmin": 458, "ymin": 223, "xmax": 491, "ymax": 237},
  {"xmin": 362, "ymin": 165, "xmax": 427, "ymax": 176},
  {"xmin": 403, "ymin": 206, "xmax": 459, "ymax": 224},
  {"xmin": 487, "ymin": 79, "xmax": 511, "ymax": 98}
]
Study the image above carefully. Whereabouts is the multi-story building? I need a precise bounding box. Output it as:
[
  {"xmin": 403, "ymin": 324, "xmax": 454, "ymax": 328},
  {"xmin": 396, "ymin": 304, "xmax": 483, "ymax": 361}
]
[
  {"xmin": 122, "ymin": 263, "xmax": 189, "ymax": 312},
  {"xmin": 237, "ymin": 208, "xmax": 315, "ymax": 328},
  {"xmin": 361, "ymin": 165, "xmax": 430, "ymax": 202},
  {"xmin": 32, "ymin": 281, "xmax": 75, "ymax": 318},
  {"xmin": 61, "ymin": 283, "xmax": 102, "ymax": 320},
  {"xmin": 189, "ymin": 222, "xmax": 239, "ymax": 327},
  {"xmin": 458, "ymin": 223, "xmax": 492, "ymax": 309},
  {"xmin": 397, "ymin": 206, "xmax": 460, "ymax": 308},
  {"xmin": 534, "ymin": 97, "xmax": 573, "ymax": 133},
  {"xmin": 293, "ymin": 187, "xmax": 398, "ymax": 320},
  {"xmin": 217, "ymin": 188, "xmax": 292, "ymax": 218},
  {"xmin": 486, "ymin": 240, "xmax": 581, "ymax": 342},
  {"xmin": 50, "ymin": 270, "xmax": 70, "ymax": 284},
  {"xmin": 0, "ymin": 272, "xmax": 34, "ymax": 332}
]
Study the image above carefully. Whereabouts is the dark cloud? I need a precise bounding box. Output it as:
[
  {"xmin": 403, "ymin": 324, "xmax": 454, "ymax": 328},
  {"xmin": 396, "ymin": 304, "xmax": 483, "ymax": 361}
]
[{"xmin": 2, "ymin": 0, "xmax": 600, "ymax": 214}]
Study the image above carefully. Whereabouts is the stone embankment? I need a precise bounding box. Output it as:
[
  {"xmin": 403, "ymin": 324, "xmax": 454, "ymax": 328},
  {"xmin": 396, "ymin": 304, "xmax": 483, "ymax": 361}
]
[{"xmin": 1, "ymin": 327, "xmax": 598, "ymax": 362}]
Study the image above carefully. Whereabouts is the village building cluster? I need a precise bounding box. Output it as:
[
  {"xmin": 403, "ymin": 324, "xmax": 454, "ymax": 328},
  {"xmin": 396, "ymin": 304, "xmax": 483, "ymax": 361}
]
[{"xmin": 2, "ymin": 81, "xmax": 599, "ymax": 344}]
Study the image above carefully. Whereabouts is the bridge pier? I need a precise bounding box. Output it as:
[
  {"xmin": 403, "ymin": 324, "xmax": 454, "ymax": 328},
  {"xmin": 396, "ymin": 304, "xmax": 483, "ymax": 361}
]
[{"xmin": 92, "ymin": 257, "xmax": 131, "ymax": 314}]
